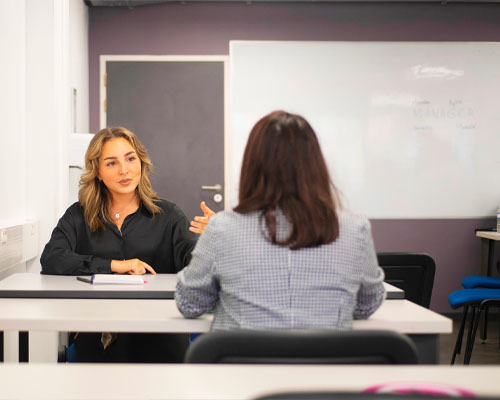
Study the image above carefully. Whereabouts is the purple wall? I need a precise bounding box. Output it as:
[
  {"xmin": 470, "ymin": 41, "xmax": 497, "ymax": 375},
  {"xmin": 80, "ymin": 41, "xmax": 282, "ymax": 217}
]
[
  {"xmin": 89, "ymin": 2, "xmax": 500, "ymax": 312},
  {"xmin": 372, "ymin": 218, "xmax": 497, "ymax": 311}
]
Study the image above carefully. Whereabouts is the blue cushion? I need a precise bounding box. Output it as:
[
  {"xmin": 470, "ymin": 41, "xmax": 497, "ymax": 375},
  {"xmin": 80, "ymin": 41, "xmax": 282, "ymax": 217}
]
[
  {"xmin": 448, "ymin": 288, "xmax": 500, "ymax": 308},
  {"xmin": 462, "ymin": 275, "xmax": 500, "ymax": 289},
  {"xmin": 189, "ymin": 333, "xmax": 203, "ymax": 344},
  {"xmin": 66, "ymin": 343, "xmax": 77, "ymax": 363}
]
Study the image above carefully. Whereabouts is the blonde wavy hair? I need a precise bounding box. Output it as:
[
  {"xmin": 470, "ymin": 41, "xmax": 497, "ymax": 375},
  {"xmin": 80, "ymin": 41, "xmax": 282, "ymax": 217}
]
[{"xmin": 79, "ymin": 126, "xmax": 161, "ymax": 231}]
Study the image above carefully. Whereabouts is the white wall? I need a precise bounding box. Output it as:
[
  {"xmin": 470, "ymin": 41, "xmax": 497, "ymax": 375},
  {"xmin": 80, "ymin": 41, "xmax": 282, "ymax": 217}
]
[
  {"xmin": 1, "ymin": 0, "xmax": 89, "ymax": 274},
  {"xmin": 68, "ymin": 0, "xmax": 90, "ymax": 205},
  {"xmin": 70, "ymin": 0, "xmax": 89, "ymax": 134},
  {"xmin": 0, "ymin": 0, "xmax": 27, "ymax": 275},
  {"xmin": 25, "ymin": 0, "xmax": 67, "ymax": 273},
  {"xmin": 0, "ymin": 1, "xmax": 26, "ymax": 226}
]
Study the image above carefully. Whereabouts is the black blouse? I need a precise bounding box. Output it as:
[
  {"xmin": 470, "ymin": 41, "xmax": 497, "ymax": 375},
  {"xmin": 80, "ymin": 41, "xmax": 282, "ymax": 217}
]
[{"xmin": 40, "ymin": 199, "xmax": 197, "ymax": 275}]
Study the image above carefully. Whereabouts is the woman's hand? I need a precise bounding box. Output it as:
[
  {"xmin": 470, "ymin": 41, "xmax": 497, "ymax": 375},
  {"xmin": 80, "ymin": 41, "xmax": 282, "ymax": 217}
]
[
  {"xmin": 111, "ymin": 259, "xmax": 156, "ymax": 275},
  {"xmin": 189, "ymin": 201, "xmax": 215, "ymax": 234}
]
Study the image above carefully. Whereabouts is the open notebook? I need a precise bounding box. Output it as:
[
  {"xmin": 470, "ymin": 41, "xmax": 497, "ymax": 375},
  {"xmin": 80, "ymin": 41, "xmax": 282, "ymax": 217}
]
[{"xmin": 77, "ymin": 274, "xmax": 144, "ymax": 285}]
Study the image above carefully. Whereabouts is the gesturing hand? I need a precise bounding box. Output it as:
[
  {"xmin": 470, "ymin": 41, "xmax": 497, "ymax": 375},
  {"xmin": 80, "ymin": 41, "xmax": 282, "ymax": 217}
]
[
  {"xmin": 110, "ymin": 258, "xmax": 156, "ymax": 275},
  {"xmin": 189, "ymin": 201, "xmax": 215, "ymax": 234}
]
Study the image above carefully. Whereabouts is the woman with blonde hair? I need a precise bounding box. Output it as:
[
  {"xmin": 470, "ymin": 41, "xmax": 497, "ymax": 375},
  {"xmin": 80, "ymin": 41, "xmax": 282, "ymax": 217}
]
[
  {"xmin": 41, "ymin": 126, "xmax": 213, "ymax": 362},
  {"xmin": 176, "ymin": 110, "xmax": 385, "ymax": 330}
]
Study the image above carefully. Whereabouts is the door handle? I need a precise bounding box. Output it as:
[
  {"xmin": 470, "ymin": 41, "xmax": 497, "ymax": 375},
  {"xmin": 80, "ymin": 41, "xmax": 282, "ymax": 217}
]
[{"xmin": 201, "ymin": 184, "xmax": 222, "ymax": 191}]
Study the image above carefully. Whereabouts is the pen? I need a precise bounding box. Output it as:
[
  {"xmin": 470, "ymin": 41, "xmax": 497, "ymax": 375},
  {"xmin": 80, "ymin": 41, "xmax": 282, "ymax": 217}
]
[{"xmin": 77, "ymin": 276, "xmax": 93, "ymax": 284}]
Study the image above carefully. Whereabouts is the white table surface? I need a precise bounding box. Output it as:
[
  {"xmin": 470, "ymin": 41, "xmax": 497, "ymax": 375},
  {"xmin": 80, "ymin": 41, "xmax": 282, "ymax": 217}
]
[
  {"xmin": 0, "ymin": 273, "xmax": 402, "ymax": 298},
  {"xmin": 0, "ymin": 273, "xmax": 177, "ymax": 298},
  {"xmin": 384, "ymin": 281, "xmax": 404, "ymax": 298},
  {"xmin": 0, "ymin": 297, "xmax": 450, "ymax": 363},
  {"xmin": 476, "ymin": 230, "xmax": 500, "ymax": 241},
  {"xmin": 0, "ymin": 364, "xmax": 498, "ymax": 399},
  {"xmin": 0, "ymin": 297, "xmax": 449, "ymax": 334}
]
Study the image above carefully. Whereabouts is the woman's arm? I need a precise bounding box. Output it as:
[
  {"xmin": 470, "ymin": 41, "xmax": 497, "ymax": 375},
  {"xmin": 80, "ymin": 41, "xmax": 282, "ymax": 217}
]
[
  {"xmin": 189, "ymin": 201, "xmax": 215, "ymax": 234},
  {"xmin": 353, "ymin": 219, "xmax": 386, "ymax": 319},
  {"xmin": 175, "ymin": 216, "xmax": 219, "ymax": 318},
  {"xmin": 40, "ymin": 206, "xmax": 111, "ymax": 275},
  {"xmin": 111, "ymin": 259, "xmax": 156, "ymax": 275}
]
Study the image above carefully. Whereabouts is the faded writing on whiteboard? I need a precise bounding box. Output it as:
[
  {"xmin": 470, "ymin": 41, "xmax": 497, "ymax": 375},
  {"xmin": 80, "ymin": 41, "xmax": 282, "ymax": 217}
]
[{"xmin": 413, "ymin": 108, "xmax": 474, "ymax": 119}]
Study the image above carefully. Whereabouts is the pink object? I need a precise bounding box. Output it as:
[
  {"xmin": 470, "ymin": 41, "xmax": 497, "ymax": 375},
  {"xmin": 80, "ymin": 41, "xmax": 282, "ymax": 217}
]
[{"xmin": 364, "ymin": 382, "xmax": 476, "ymax": 397}]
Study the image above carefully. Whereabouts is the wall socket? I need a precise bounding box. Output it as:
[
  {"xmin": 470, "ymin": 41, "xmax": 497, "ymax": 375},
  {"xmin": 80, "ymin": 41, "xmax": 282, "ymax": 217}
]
[{"xmin": 0, "ymin": 230, "xmax": 6, "ymax": 245}]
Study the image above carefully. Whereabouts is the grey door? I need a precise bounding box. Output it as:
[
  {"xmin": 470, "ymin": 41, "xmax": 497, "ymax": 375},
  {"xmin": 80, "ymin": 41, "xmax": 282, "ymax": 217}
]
[{"xmin": 105, "ymin": 60, "xmax": 225, "ymax": 221}]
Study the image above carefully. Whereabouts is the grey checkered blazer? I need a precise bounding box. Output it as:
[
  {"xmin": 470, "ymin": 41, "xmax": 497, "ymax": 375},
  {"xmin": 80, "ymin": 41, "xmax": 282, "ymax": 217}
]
[{"xmin": 176, "ymin": 209, "xmax": 385, "ymax": 331}]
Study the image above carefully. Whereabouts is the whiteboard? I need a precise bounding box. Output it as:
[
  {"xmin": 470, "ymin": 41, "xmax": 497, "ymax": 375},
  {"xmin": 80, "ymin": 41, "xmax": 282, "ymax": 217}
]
[{"xmin": 229, "ymin": 41, "xmax": 500, "ymax": 218}]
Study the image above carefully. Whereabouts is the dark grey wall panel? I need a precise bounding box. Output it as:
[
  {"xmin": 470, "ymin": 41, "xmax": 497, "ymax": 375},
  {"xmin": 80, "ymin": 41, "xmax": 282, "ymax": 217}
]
[{"xmin": 106, "ymin": 61, "xmax": 225, "ymax": 221}]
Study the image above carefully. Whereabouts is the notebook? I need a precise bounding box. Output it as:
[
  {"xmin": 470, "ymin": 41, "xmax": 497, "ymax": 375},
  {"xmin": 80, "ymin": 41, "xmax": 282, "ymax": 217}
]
[{"xmin": 77, "ymin": 274, "xmax": 144, "ymax": 285}]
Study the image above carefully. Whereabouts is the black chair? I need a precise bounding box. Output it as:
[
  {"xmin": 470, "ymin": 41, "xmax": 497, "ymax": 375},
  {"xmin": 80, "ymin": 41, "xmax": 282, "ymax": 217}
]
[
  {"xmin": 184, "ymin": 330, "xmax": 419, "ymax": 364},
  {"xmin": 377, "ymin": 253, "xmax": 435, "ymax": 308},
  {"xmin": 254, "ymin": 393, "xmax": 498, "ymax": 400}
]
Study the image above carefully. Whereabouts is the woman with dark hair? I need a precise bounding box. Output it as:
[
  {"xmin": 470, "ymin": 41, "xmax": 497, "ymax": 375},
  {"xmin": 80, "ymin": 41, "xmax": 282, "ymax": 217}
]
[
  {"xmin": 176, "ymin": 110, "xmax": 385, "ymax": 330},
  {"xmin": 41, "ymin": 126, "xmax": 214, "ymax": 362}
]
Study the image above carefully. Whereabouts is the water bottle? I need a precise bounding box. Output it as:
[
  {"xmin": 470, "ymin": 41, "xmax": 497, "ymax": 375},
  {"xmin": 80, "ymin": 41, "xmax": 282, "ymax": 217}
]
[{"xmin": 497, "ymin": 205, "xmax": 500, "ymax": 233}]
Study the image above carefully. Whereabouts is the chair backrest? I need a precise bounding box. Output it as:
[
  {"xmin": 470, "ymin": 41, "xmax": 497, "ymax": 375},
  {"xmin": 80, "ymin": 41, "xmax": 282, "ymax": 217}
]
[
  {"xmin": 377, "ymin": 252, "xmax": 435, "ymax": 308},
  {"xmin": 184, "ymin": 330, "xmax": 419, "ymax": 364},
  {"xmin": 254, "ymin": 393, "xmax": 493, "ymax": 400}
]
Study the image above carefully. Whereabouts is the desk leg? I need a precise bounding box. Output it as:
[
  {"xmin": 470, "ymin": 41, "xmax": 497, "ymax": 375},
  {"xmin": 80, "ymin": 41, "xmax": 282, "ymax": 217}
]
[
  {"xmin": 479, "ymin": 238, "xmax": 496, "ymax": 340},
  {"xmin": 29, "ymin": 331, "xmax": 58, "ymax": 363},
  {"xmin": 480, "ymin": 238, "xmax": 490, "ymax": 276},
  {"xmin": 4, "ymin": 330, "xmax": 19, "ymax": 363},
  {"xmin": 409, "ymin": 334, "xmax": 438, "ymax": 364}
]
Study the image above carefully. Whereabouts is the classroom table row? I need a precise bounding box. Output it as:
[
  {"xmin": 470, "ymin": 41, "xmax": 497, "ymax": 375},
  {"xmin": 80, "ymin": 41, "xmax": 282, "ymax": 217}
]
[
  {"xmin": 0, "ymin": 273, "xmax": 449, "ymax": 364},
  {"xmin": 0, "ymin": 364, "xmax": 499, "ymax": 399}
]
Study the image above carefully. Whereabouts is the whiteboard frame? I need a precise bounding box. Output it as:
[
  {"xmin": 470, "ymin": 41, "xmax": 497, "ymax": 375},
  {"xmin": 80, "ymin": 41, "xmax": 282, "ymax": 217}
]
[{"xmin": 229, "ymin": 40, "xmax": 500, "ymax": 219}]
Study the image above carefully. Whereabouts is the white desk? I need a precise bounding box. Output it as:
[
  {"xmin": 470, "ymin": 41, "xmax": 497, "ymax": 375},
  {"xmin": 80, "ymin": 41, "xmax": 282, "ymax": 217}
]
[
  {"xmin": 0, "ymin": 273, "xmax": 404, "ymax": 299},
  {"xmin": 476, "ymin": 230, "xmax": 500, "ymax": 241},
  {"xmin": 384, "ymin": 281, "xmax": 404, "ymax": 299},
  {"xmin": 0, "ymin": 273, "xmax": 402, "ymax": 328},
  {"xmin": 0, "ymin": 297, "xmax": 448, "ymax": 334},
  {"xmin": 0, "ymin": 297, "xmax": 450, "ymax": 363},
  {"xmin": 0, "ymin": 273, "xmax": 402, "ymax": 361},
  {"xmin": 0, "ymin": 273, "xmax": 404, "ymax": 362},
  {"xmin": 0, "ymin": 273, "xmax": 178, "ymax": 299},
  {"xmin": 0, "ymin": 274, "xmax": 410, "ymax": 361},
  {"xmin": 0, "ymin": 364, "xmax": 498, "ymax": 399}
]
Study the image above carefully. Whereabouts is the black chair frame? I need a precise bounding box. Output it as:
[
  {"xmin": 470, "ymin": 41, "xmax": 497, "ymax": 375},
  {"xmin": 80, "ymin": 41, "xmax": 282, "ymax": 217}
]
[{"xmin": 451, "ymin": 298, "xmax": 500, "ymax": 365}]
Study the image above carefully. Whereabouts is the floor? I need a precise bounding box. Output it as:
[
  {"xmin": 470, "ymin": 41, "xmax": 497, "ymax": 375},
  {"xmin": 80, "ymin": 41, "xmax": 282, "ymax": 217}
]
[{"xmin": 439, "ymin": 313, "xmax": 500, "ymax": 365}]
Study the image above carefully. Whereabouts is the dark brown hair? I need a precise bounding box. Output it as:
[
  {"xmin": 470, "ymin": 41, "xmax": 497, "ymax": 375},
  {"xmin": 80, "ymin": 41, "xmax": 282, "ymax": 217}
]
[
  {"xmin": 234, "ymin": 110, "xmax": 340, "ymax": 250},
  {"xmin": 79, "ymin": 126, "xmax": 161, "ymax": 231}
]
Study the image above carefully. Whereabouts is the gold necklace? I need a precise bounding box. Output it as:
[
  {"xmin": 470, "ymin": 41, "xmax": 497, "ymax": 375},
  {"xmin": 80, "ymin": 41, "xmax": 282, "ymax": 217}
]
[{"xmin": 111, "ymin": 195, "xmax": 137, "ymax": 220}]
